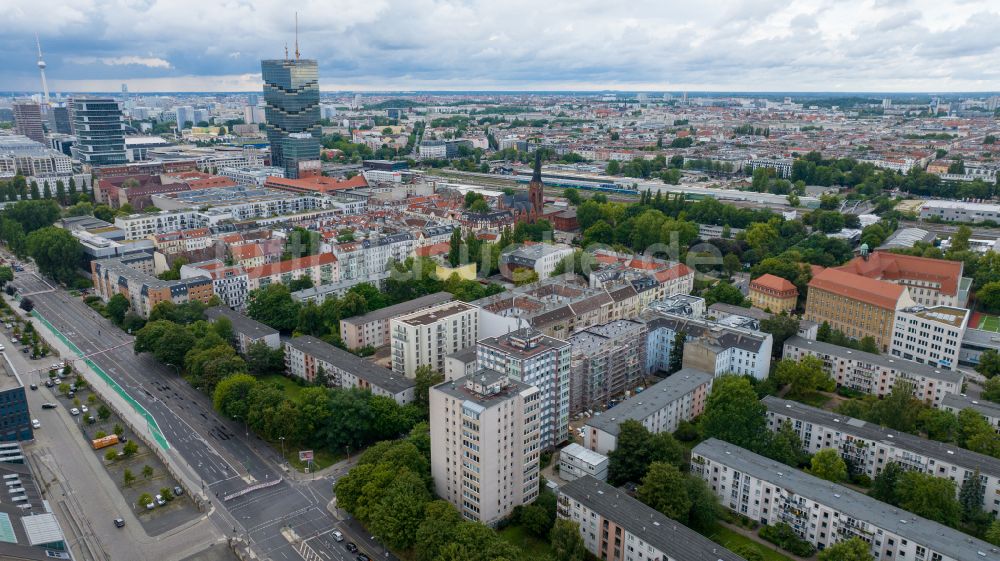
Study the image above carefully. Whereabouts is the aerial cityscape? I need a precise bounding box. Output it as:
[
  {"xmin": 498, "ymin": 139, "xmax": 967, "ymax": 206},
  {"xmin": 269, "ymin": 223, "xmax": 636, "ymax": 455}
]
[{"xmin": 2, "ymin": 1, "xmax": 1000, "ymax": 561}]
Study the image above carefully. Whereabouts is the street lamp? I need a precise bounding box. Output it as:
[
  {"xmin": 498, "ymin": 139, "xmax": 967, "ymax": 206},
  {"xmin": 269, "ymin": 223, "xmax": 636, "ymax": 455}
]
[{"xmin": 279, "ymin": 436, "xmax": 286, "ymax": 463}]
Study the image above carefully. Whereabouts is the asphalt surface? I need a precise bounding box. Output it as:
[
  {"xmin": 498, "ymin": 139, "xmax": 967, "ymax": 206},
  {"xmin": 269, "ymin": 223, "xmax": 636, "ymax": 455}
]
[{"xmin": 12, "ymin": 269, "xmax": 366, "ymax": 561}]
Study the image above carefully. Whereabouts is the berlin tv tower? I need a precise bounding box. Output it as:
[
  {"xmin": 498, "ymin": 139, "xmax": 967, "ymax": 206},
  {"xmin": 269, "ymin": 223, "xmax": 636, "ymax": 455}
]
[{"xmin": 36, "ymin": 34, "xmax": 50, "ymax": 105}]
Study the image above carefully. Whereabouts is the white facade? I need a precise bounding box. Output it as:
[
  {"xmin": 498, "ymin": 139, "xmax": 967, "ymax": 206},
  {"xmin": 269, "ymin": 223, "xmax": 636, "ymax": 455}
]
[
  {"xmin": 390, "ymin": 301, "xmax": 479, "ymax": 377},
  {"xmin": 890, "ymin": 305, "xmax": 968, "ymax": 370},
  {"xmin": 430, "ymin": 372, "xmax": 541, "ymax": 525},
  {"xmin": 284, "ymin": 335, "xmax": 415, "ymax": 404},
  {"xmin": 219, "ymin": 166, "xmax": 285, "ymax": 186},
  {"xmin": 693, "ymin": 438, "xmax": 998, "ymax": 561},
  {"xmin": 115, "ymin": 211, "xmax": 204, "ymax": 240},
  {"xmin": 557, "ymin": 443, "xmax": 608, "ymax": 482}
]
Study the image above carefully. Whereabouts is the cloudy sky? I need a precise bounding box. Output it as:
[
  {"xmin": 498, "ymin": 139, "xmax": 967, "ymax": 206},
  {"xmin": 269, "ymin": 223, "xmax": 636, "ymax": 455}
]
[{"xmin": 3, "ymin": 0, "xmax": 1000, "ymax": 93}]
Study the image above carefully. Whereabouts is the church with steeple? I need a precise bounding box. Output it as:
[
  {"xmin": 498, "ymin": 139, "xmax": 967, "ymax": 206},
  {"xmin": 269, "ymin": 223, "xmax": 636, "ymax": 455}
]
[{"xmin": 507, "ymin": 151, "xmax": 545, "ymax": 224}]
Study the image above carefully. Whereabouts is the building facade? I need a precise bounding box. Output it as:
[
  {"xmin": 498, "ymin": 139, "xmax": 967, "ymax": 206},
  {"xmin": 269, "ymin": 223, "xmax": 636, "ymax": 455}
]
[
  {"xmin": 71, "ymin": 97, "xmax": 127, "ymax": 167},
  {"xmin": 568, "ymin": 320, "xmax": 648, "ymax": 416},
  {"xmin": 260, "ymin": 58, "xmax": 321, "ymax": 178},
  {"xmin": 582, "ymin": 368, "xmax": 713, "ymax": 455},
  {"xmin": 12, "ymin": 101, "xmax": 44, "ymax": 144},
  {"xmin": 390, "ymin": 301, "xmax": 479, "ymax": 377},
  {"xmin": 430, "ymin": 371, "xmax": 541, "ymax": 525},
  {"xmin": 339, "ymin": 291, "xmax": 453, "ymax": 350},
  {"xmin": 477, "ymin": 328, "xmax": 572, "ymax": 449},
  {"xmin": 783, "ymin": 336, "xmax": 963, "ymax": 405},
  {"xmin": 91, "ymin": 252, "xmax": 214, "ymax": 318},
  {"xmin": 557, "ymin": 444, "xmax": 609, "ymax": 482},
  {"xmin": 889, "ymin": 305, "xmax": 969, "ymax": 370},
  {"xmin": 749, "ymin": 273, "xmax": 798, "ymax": 314},
  {"xmin": 693, "ymin": 438, "xmax": 998, "ymax": 561},
  {"xmin": 284, "ymin": 335, "xmax": 415, "ymax": 404},
  {"xmin": 644, "ymin": 311, "xmax": 772, "ymax": 379},
  {"xmin": 836, "ymin": 252, "xmax": 970, "ymax": 308}
]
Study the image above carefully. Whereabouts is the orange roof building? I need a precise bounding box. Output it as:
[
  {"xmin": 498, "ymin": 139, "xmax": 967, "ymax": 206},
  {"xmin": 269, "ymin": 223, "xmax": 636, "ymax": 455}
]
[
  {"xmin": 246, "ymin": 253, "xmax": 338, "ymax": 291},
  {"xmin": 805, "ymin": 268, "xmax": 914, "ymax": 352},
  {"xmin": 264, "ymin": 174, "xmax": 368, "ymax": 195},
  {"xmin": 749, "ymin": 273, "xmax": 798, "ymax": 314},
  {"xmin": 835, "ymin": 251, "xmax": 969, "ymax": 308}
]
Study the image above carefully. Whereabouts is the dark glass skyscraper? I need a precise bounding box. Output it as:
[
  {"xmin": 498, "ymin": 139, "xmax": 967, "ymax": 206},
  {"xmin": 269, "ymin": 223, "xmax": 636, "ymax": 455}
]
[
  {"xmin": 261, "ymin": 58, "xmax": 321, "ymax": 178},
  {"xmin": 70, "ymin": 97, "xmax": 126, "ymax": 167}
]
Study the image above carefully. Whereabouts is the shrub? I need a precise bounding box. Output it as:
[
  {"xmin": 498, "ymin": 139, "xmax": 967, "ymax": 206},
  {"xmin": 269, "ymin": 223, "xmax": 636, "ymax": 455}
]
[
  {"xmin": 95, "ymin": 431, "xmax": 107, "ymax": 439},
  {"xmin": 138, "ymin": 493, "xmax": 153, "ymax": 507},
  {"xmin": 104, "ymin": 449, "xmax": 117, "ymax": 461},
  {"xmin": 159, "ymin": 487, "xmax": 173, "ymax": 501},
  {"xmin": 759, "ymin": 523, "xmax": 816, "ymax": 557}
]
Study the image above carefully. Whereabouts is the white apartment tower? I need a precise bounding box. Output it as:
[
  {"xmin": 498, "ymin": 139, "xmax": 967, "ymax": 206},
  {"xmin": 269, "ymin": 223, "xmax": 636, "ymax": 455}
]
[
  {"xmin": 477, "ymin": 328, "xmax": 571, "ymax": 449},
  {"xmin": 430, "ymin": 371, "xmax": 541, "ymax": 526},
  {"xmin": 390, "ymin": 301, "xmax": 479, "ymax": 377}
]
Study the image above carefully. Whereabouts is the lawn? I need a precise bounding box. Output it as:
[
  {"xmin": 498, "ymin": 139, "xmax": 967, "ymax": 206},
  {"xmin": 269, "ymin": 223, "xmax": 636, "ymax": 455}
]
[
  {"xmin": 706, "ymin": 526, "xmax": 798, "ymax": 561},
  {"xmin": 259, "ymin": 374, "xmax": 306, "ymax": 402},
  {"xmin": 980, "ymin": 314, "xmax": 1000, "ymax": 333},
  {"xmin": 788, "ymin": 390, "xmax": 831, "ymax": 409},
  {"xmin": 498, "ymin": 524, "xmax": 555, "ymax": 559},
  {"xmin": 285, "ymin": 447, "xmax": 341, "ymax": 472}
]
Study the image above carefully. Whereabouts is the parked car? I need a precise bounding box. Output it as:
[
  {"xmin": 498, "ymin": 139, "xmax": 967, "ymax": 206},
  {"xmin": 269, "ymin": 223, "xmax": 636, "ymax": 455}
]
[
  {"xmin": 346, "ymin": 543, "xmax": 358, "ymax": 553},
  {"xmin": 356, "ymin": 555, "xmax": 370, "ymax": 561},
  {"xmin": 80, "ymin": 405, "xmax": 88, "ymax": 414},
  {"xmin": 69, "ymin": 408, "xmax": 79, "ymax": 416},
  {"xmin": 145, "ymin": 500, "xmax": 155, "ymax": 510},
  {"xmin": 41, "ymin": 403, "xmax": 57, "ymax": 409},
  {"xmin": 31, "ymin": 419, "xmax": 40, "ymax": 429},
  {"xmin": 29, "ymin": 384, "xmax": 37, "ymax": 391},
  {"xmin": 155, "ymin": 494, "xmax": 166, "ymax": 506},
  {"xmin": 173, "ymin": 486, "xmax": 184, "ymax": 496},
  {"xmin": 44, "ymin": 380, "xmax": 53, "ymax": 388},
  {"xmin": 113, "ymin": 518, "xmax": 125, "ymax": 528},
  {"xmin": 0, "ymin": 344, "xmax": 5, "ymax": 351}
]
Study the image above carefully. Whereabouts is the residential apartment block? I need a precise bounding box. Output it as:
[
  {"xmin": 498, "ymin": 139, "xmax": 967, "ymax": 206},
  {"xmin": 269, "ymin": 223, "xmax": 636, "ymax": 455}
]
[
  {"xmin": 582, "ymin": 368, "xmax": 713, "ymax": 455},
  {"xmin": 764, "ymin": 396, "xmax": 1000, "ymax": 516},
  {"xmin": 284, "ymin": 335, "xmax": 415, "ymax": 404},
  {"xmin": 942, "ymin": 394, "xmax": 1000, "ymax": 434},
  {"xmin": 430, "ymin": 371, "xmax": 541, "ymax": 525},
  {"xmin": 150, "ymin": 227, "xmax": 213, "ymax": 256},
  {"xmin": 783, "ymin": 336, "xmax": 963, "ymax": 405},
  {"xmin": 692, "ymin": 438, "xmax": 998, "ymax": 561},
  {"xmin": 500, "ymin": 243, "xmax": 575, "ymax": 281},
  {"xmin": 890, "ymin": 305, "xmax": 969, "ymax": 370},
  {"xmin": 557, "ymin": 444, "xmax": 609, "ymax": 482},
  {"xmin": 246, "ymin": 253, "xmax": 338, "ymax": 291},
  {"xmin": 180, "ymin": 259, "xmax": 249, "ymax": 311},
  {"xmin": 836, "ymin": 252, "xmax": 971, "ymax": 308},
  {"xmin": 91, "ymin": 252, "xmax": 214, "ymax": 318},
  {"xmin": 115, "ymin": 210, "xmax": 204, "ymax": 240},
  {"xmin": 339, "ymin": 291, "xmax": 453, "ymax": 350},
  {"xmin": 391, "ymin": 301, "xmax": 479, "ymax": 377},
  {"xmin": 557, "ymin": 476, "xmax": 745, "ymax": 561},
  {"xmin": 477, "ymin": 328, "xmax": 571, "ymax": 449},
  {"xmin": 749, "ymin": 273, "xmax": 798, "ymax": 314},
  {"xmin": 205, "ymin": 307, "xmax": 279, "ymax": 355},
  {"xmin": 805, "ymin": 267, "xmax": 915, "ymax": 352},
  {"xmin": 643, "ymin": 311, "xmax": 772, "ymax": 379},
  {"xmin": 568, "ymin": 320, "xmax": 648, "ymax": 416}
]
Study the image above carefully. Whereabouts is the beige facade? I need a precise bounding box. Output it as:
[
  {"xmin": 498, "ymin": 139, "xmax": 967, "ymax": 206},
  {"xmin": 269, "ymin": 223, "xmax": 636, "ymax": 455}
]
[
  {"xmin": 391, "ymin": 301, "xmax": 478, "ymax": 377},
  {"xmin": 430, "ymin": 371, "xmax": 541, "ymax": 525}
]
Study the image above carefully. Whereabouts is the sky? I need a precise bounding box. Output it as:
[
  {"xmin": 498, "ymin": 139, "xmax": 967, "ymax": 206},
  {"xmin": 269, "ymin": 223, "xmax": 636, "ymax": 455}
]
[{"xmin": 3, "ymin": 0, "xmax": 1000, "ymax": 93}]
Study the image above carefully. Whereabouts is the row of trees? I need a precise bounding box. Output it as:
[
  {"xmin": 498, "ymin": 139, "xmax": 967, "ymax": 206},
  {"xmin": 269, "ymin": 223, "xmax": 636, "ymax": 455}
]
[
  {"xmin": 0, "ymin": 200, "xmax": 83, "ymax": 284},
  {"xmin": 0, "ymin": 174, "xmax": 88, "ymax": 205}
]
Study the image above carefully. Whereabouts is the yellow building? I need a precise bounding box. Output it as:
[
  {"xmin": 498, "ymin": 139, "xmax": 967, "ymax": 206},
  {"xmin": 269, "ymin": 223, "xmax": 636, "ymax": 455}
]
[
  {"xmin": 749, "ymin": 273, "xmax": 798, "ymax": 314},
  {"xmin": 436, "ymin": 262, "xmax": 477, "ymax": 281},
  {"xmin": 805, "ymin": 268, "xmax": 913, "ymax": 352}
]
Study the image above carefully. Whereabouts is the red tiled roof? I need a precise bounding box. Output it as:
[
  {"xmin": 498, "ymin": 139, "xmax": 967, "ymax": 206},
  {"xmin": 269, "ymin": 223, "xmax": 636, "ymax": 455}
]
[
  {"xmin": 247, "ymin": 253, "xmax": 336, "ymax": 279},
  {"xmin": 809, "ymin": 268, "xmax": 905, "ymax": 310},
  {"xmin": 835, "ymin": 252, "xmax": 962, "ymax": 297},
  {"xmin": 654, "ymin": 263, "xmax": 693, "ymax": 283},
  {"xmin": 750, "ymin": 273, "xmax": 798, "ymax": 295},
  {"xmin": 415, "ymin": 242, "xmax": 451, "ymax": 257},
  {"xmin": 230, "ymin": 244, "xmax": 264, "ymax": 260},
  {"xmin": 264, "ymin": 174, "xmax": 368, "ymax": 194}
]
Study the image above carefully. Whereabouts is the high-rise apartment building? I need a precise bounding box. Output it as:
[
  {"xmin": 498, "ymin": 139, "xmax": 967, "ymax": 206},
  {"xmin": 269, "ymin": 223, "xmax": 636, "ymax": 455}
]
[
  {"xmin": 568, "ymin": 320, "xmax": 648, "ymax": 415},
  {"xmin": 175, "ymin": 106, "xmax": 195, "ymax": 128},
  {"xmin": 260, "ymin": 57, "xmax": 321, "ymax": 179},
  {"xmin": 390, "ymin": 301, "xmax": 479, "ymax": 377},
  {"xmin": 13, "ymin": 101, "xmax": 45, "ymax": 143},
  {"xmin": 71, "ymin": 97, "xmax": 126, "ymax": 167},
  {"xmin": 430, "ymin": 370, "xmax": 541, "ymax": 525},
  {"xmin": 477, "ymin": 328, "xmax": 571, "ymax": 448}
]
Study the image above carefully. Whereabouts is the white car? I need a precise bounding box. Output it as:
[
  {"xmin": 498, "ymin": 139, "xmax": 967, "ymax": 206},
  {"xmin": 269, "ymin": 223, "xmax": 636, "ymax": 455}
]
[
  {"xmin": 31, "ymin": 419, "xmax": 40, "ymax": 429},
  {"xmin": 49, "ymin": 364, "xmax": 60, "ymax": 371},
  {"xmin": 155, "ymin": 494, "xmax": 166, "ymax": 506},
  {"xmin": 0, "ymin": 344, "xmax": 5, "ymax": 352},
  {"xmin": 80, "ymin": 405, "xmax": 89, "ymax": 414},
  {"xmin": 69, "ymin": 408, "xmax": 79, "ymax": 416}
]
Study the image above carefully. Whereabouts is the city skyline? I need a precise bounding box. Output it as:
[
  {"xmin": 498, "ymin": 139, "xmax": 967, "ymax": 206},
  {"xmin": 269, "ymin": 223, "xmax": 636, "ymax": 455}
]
[{"xmin": 2, "ymin": 0, "xmax": 1000, "ymax": 93}]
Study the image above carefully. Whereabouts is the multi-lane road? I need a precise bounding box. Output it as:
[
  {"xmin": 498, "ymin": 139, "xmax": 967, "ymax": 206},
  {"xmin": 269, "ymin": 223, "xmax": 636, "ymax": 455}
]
[{"xmin": 12, "ymin": 269, "xmax": 365, "ymax": 561}]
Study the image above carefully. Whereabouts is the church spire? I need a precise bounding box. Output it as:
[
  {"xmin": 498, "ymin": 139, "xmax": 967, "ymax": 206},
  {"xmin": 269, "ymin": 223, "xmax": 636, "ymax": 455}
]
[{"xmin": 531, "ymin": 149, "xmax": 542, "ymax": 183}]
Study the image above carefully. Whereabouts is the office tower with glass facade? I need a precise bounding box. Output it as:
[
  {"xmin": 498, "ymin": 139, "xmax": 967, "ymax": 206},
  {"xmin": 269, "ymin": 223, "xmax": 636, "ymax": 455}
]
[
  {"xmin": 71, "ymin": 97, "xmax": 126, "ymax": 167},
  {"xmin": 260, "ymin": 58, "xmax": 321, "ymax": 179},
  {"xmin": 13, "ymin": 101, "xmax": 45, "ymax": 143}
]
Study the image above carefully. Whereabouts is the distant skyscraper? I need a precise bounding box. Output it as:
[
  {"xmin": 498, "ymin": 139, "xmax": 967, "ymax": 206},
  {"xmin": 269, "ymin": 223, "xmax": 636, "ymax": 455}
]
[
  {"xmin": 260, "ymin": 56, "xmax": 321, "ymax": 179},
  {"xmin": 35, "ymin": 35, "xmax": 49, "ymax": 105},
  {"xmin": 71, "ymin": 97, "xmax": 126, "ymax": 167},
  {"xmin": 13, "ymin": 101, "xmax": 45, "ymax": 143},
  {"xmin": 175, "ymin": 106, "xmax": 195, "ymax": 128},
  {"xmin": 49, "ymin": 105, "xmax": 71, "ymax": 134}
]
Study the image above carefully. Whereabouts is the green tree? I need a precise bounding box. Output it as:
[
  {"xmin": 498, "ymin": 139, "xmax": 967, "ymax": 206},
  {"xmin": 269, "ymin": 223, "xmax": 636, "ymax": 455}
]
[
  {"xmin": 982, "ymin": 376, "xmax": 1000, "ymax": 402},
  {"xmin": 142, "ymin": 464, "xmax": 154, "ymax": 479},
  {"xmin": 123, "ymin": 440, "xmax": 138, "ymax": 456},
  {"xmin": 414, "ymin": 501, "xmax": 463, "ymax": 561},
  {"xmin": 666, "ymin": 331, "xmax": 685, "ymax": 374},
  {"xmin": 518, "ymin": 504, "xmax": 553, "ymax": 537},
  {"xmin": 723, "ymin": 253, "xmax": 741, "ymax": 276},
  {"xmin": 550, "ymin": 519, "xmax": 586, "ymax": 561},
  {"xmin": 106, "ymin": 293, "xmax": 130, "ymax": 325},
  {"xmin": 368, "ymin": 469, "xmax": 431, "ymax": 550},
  {"xmin": 607, "ymin": 421, "xmax": 684, "ymax": 485},
  {"xmin": 767, "ymin": 419, "xmax": 808, "ymax": 467},
  {"xmin": 245, "ymin": 341, "xmax": 284, "ymax": 376},
  {"xmin": 25, "ymin": 227, "xmax": 82, "ymax": 284},
  {"xmin": 133, "ymin": 320, "xmax": 195, "ymax": 367},
  {"xmin": 0, "ymin": 266, "xmax": 12, "ymax": 287},
  {"xmin": 246, "ymin": 284, "xmax": 301, "ymax": 332},
  {"xmin": 563, "ymin": 188, "xmax": 581, "ymax": 205},
  {"xmin": 213, "ymin": 373, "xmax": 258, "ymax": 420},
  {"xmin": 773, "ymin": 356, "xmax": 832, "ymax": 398},
  {"xmin": 896, "ymin": 470, "xmax": 960, "ymax": 527},
  {"xmin": 98, "ymin": 404, "xmax": 111, "ymax": 421},
  {"xmin": 976, "ymin": 349, "xmax": 1000, "ymax": 378},
  {"xmin": 636, "ymin": 462, "xmax": 692, "ymax": 522},
  {"xmin": 810, "ymin": 448, "xmax": 848, "ymax": 482},
  {"xmin": 123, "ymin": 468, "xmax": 135, "ymax": 487},
  {"xmin": 448, "ymin": 227, "xmax": 463, "ymax": 267},
  {"xmin": 817, "ymin": 537, "xmax": 874, "ymax": 561},
  {"xmin": 606, "ymin": 160, "xmax": 621, "ymax": 175},
  {"xmin": 414, "ymin": 365, "xmax": 444, "ymax": 412},
  {"xmin": 759, "ymin": 315, "xmax": 801, "ymax": 358},
  {"xmin": 978, "ymin": 282, "xmax": 1000, "ymax": 314},
  {"xmin": 702, "ymin": 376, "xmax": 767, "ymax": 451},
  {"xmin": 959, "ymin": 470, "xmax": 985, "ymax": 523},
  {"xmin": 702, "ymin": 281, "xmax": 747, "ymax": 307}
]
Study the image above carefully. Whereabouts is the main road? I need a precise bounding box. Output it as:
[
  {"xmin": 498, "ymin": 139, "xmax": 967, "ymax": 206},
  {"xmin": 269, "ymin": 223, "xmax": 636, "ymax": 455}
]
[{"xmin": 12, "ymin": 270, "xmax": 360, "ymax": 561}]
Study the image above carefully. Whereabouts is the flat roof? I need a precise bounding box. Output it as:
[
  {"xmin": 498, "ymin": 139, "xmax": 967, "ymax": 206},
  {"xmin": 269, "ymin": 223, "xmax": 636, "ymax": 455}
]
[
  {"xmin": 396, "ymin": 301, "xmax": 476, "ymax": 327},
  {"xmin": 941, "ymin": 393, "xmax": 1000, "ymax": 421},
  {"xmin": 284, "ymin": 335, "xmax": 415, "ymax": 395},
  {"xmin": 899, "ymin": 305, "xmax": 969, "ymax": 328},
  {"xmin": 433, "ymin": 369, "xmax": 534, "ymax": 408},
  {"xmin": 764, "ymin": 396, "xmax": 1000, "ymax": 478},
  {"xmin": 342, "ymin": 291, "xmax": 453, "ymax": 326},
  {"xmin": 205, "ymin": 307, "xmax": 278, "ymax": 340},
  {"xmin": 559, "ymin": 476, "xmax": 745, "ymax": 561},
  {"xmin": 783, "ymin": 336, "xmax": 961, "ymax": 385},
  {"xmin": 693, "ymin": 439, "xmax": 999, "ymax": 561},
  {"xmin": 560, "ymin": 443, "xmax": 608, "ymax": 466},
  {"xmin": 585, "ymin": 368, "xmax": 713, "ymax": 437}
]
